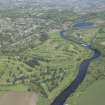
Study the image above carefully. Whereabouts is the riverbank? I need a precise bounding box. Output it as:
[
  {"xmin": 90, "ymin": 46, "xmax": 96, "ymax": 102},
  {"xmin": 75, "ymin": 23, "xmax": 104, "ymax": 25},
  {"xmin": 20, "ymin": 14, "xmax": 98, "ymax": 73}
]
[{"xmin": 50, "ymin": 30, "xmax": 101, "ymax": 105}]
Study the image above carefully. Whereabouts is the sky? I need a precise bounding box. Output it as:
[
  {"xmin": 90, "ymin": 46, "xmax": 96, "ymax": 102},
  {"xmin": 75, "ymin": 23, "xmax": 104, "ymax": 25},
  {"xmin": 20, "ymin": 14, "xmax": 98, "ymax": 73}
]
[{"xmin": 0, "ymin": 0, "xmax": 105, "ymax": 11}]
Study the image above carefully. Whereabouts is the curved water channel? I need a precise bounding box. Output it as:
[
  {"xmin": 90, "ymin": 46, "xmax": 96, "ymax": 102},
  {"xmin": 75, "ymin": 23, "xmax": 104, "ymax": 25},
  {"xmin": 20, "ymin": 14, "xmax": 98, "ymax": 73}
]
[{"xmin": 51, "ymin": 30, "xmax": 101, "ymax": 105}]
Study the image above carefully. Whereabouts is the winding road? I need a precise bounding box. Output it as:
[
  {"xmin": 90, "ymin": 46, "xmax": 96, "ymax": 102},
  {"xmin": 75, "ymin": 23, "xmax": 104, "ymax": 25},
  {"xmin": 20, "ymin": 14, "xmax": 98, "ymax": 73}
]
[{"xmin": 51, "ymin": 30, "xmax": 101, "ymax": 105}]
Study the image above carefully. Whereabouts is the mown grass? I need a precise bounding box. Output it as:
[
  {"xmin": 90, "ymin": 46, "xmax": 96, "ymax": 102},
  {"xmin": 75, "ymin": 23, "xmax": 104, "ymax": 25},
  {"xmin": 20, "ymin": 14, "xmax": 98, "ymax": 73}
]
[{"xmin": 77, "ymin": 79, "xmax": 105, "ymax": 105}]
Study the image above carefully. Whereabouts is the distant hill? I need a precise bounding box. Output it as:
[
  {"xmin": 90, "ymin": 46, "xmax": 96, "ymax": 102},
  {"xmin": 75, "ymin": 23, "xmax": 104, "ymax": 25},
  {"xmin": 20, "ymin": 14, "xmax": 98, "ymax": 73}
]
[{"xmin": 0, "ymin": 0, "xmax": 105, "ymax": 12}]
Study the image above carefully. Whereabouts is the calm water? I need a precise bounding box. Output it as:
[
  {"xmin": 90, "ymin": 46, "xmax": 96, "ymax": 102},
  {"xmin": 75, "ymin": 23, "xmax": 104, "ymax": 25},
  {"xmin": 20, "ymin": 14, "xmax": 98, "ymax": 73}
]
[{"xmin": 73, "ymin": 22, "xmax": 95, "ymax": 29}]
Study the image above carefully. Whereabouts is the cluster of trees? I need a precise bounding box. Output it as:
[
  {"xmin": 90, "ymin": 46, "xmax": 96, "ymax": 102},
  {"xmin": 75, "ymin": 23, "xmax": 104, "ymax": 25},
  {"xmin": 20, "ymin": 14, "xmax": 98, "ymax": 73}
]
[{"xmin": 28, "ymin": 66, "xmax": 67, "ymax": 96}]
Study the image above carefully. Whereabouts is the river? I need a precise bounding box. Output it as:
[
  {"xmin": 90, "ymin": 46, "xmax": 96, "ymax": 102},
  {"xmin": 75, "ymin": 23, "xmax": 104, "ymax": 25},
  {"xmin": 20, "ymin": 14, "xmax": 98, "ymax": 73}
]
[{"xmin": 51, "ymin": 30, "xmax": 101, "ymax": 105}]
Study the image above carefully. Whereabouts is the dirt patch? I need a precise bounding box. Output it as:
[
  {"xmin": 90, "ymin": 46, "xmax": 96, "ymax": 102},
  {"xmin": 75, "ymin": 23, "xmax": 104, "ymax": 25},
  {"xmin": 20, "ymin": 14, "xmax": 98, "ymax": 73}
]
[{"xmin": 0, "ymin": 92, "xmax": 38, "ymax": 105}]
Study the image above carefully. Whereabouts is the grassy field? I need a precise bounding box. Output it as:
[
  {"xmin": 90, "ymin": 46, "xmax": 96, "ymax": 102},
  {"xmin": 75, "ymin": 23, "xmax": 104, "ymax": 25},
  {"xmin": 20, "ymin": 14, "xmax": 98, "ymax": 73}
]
[{"xmin": 76, "ymin": 80, "xmax": 105, "ymax": 105}]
